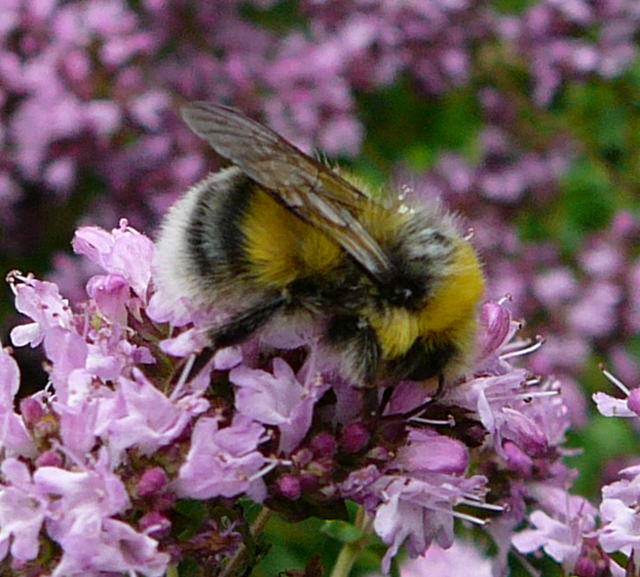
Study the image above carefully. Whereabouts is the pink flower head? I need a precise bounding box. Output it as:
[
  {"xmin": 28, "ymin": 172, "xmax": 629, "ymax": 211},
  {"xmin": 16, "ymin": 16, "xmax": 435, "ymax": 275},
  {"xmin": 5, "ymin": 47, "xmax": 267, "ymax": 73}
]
[
  {"xmin": 513, "ymin": 485, "xmax": 597, "ymax": 572},
  {"xmin": 594, "ymin": 368, "xmax": 640, "ymax": 418},
  {"xmin": 474, "ymin": 300, "xmax": 522, "ymax": 373},
  {"xmin": 72, "ymin": 219, "xmax": 155, "ymax": 303},
  {"xmin": 371, "ymin": 473, "xmax": 488, "ymax": 573},
  {"xmin": 0, "ymin": 459, "xmax": 47, "ymax": 562},
  {"xmin": 51, "ymin": 518, "xmax": 169, "ymax": 577},
  {"xmin": 231, "ymin": 357, "xmax": 329, "ymax": 454},
  {"xmin": 0, "ymin": 347, "xmax": 34, "ymax": 457},
  {"xmin": 394, "ymin": 428, "xmax": 468, "ymax": 476},
  {"xmin": 392, "ymin": 539, "xmax": 493, "ymax": 577},
  {"xmin": 175, "ymin": 415, "xmax": 268, "ymax": 501},
  {"xmin": 107, "ymin": 368, "xmax": 208, "ymax": 458},
  {"xmin": 8, "ymin": 272, "xmax": 73, "ymax": 348}
]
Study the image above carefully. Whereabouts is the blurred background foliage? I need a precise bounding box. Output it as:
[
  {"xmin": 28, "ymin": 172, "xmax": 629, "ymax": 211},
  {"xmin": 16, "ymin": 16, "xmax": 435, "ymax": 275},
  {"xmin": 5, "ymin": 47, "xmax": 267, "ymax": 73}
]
[{"xmin": 1, "ymin": 0, "xmax": 639, "ymax": 575}]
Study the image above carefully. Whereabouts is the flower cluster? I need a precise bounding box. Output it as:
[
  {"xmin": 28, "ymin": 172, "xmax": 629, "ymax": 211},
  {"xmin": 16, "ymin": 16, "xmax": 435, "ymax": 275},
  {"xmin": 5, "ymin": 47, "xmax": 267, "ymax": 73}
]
[
  {"xmin": 0, "ymin": 218, "xmax": 579, "ymax": 576},
  {"xmin": 510, "ymin": 368, "xmax": 640, "ymax": 577},
  {"xmin": 412, "ymin": 82, "xmax": 640, "ymax": 425},
  {"xmin": 500, "ymin": 0, "xmax": 640, "ymax": 105},
  {"xmin": 4, "ymin": 0, "xmax": 640, "ymax": 256},
  {"xmin": 0, "ymin": 0, "xmax": 362, "ymax": 257}
]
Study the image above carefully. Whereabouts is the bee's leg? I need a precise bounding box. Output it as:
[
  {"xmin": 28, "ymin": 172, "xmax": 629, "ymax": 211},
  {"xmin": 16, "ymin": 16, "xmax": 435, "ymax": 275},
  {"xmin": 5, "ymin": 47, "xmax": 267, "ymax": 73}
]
[
  {"xmin": 180, "ymin": 294, "xmax": 288, "ymax": 385},
  {"xmin": 324, "ymin": 314, "xmax": 380, "ymax": 385},
  {"xmin": 377, "ymin": 386, "xmax": 395, "ymax": 416},
  {"xmin": 212, "ymin": 294, "xmax": 288, "ymax": 348},
  {"xmin": 324, "ymin": 314, "xmax": 381, "ymax": 424},
  {"xmin": 434, "ymin": 372, "xmax": 446, "ymax": 399},
  {"xmin": 184, "ymin": 346, "xmax": 215, "ymax": 382}
]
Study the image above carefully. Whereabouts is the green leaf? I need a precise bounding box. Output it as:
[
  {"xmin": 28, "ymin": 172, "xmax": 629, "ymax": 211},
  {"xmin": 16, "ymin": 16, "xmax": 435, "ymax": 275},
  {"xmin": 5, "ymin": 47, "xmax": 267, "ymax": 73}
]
[
  {"xmin": 175, "ymin": 499, "xmax": 207, "ymax": 523},
  {"xmin": 320, "ymin": 520, "xmax": 366, "ymax": 544}
]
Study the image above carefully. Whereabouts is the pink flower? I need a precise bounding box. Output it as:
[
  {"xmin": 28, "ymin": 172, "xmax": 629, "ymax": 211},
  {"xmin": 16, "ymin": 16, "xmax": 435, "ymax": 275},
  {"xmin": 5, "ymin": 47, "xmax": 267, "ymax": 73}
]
[
  {"xmin": 513, "ymin": 487, "xmax": 597, "ymax": 572},
  {"xmin": 394, "ymin": 429, "xmax": 468, "ymax": 476},
  {"xmin": 106, "ymin": 368, "xmax": 208, "ymax": 458},
  {"xmin": 9, "ymin": 273, "xmax": 73, "ymax": 348},
  {"xmin": 231, "ymin": 357, "xmax": 329, "ymax": 454},
  {"xmin": 371, "ymin": 474, "xmax": 488, "ymax": 573},
  {"xmin": 175, "ymin": 415, "xmax": 268, "ymax": 501},
  {"xmin": 51, "ymin": 518, "xmax": 169, "ymax": 577},
  {"xmin": 0, "ymin": 347, "xmax": 34, "ymax": 457},
  {"xmin": 0, "ymin": 459, "xmax": 47, "ymax": 562},
  {"xmin": 388, "ymin": 539, "xmax": 493, "ymax": 577},
  {"xmin": 72, "ymin": 219, "xmax": 155, "ymax": 302}
]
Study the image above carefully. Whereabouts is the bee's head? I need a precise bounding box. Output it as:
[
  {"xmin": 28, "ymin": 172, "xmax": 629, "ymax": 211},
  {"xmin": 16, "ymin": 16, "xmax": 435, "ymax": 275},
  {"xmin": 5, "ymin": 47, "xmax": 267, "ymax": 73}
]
[{"xmin": 368, "ymin": 232, "xmax": 485, "ymax": 382}]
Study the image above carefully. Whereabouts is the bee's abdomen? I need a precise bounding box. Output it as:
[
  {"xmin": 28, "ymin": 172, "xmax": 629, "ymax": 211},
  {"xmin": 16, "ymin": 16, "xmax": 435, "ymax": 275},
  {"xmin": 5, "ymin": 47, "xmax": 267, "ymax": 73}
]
[
  {"xmin": 187, "ymin": 168, "xmax": 255, "ymax": 280},
  {"xmin": 240, "ymin": 186, "xmax": 343, "ymax": 290}
]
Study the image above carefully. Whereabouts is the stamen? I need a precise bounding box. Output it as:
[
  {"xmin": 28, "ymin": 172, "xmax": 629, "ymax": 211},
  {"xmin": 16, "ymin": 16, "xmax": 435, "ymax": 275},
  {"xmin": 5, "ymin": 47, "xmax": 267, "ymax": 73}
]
[
  {"xmin": 419, "ymin": 503, "xmax": 487, "ymax": 525},
  {"xmin": 266, "ymin": 458, "xmax": 293, "ymax": 467},
  {"xmin": 6, "ymin": 270, "xmax": 28, "ymax": 294},
  {"xmin": 451, "ymin": 510, "xmax": 487, "ymax": 525},
  {"xmin": 500, "ymin": 335, "xmax": 545, "ymax": 359},
  {"xmin": 498, "ymin": 293, "xmax": 513, "ymax": 305},
  {"xmin": 400, "ymin": 184, "xmax": 413, "ymax": 198},
  {"xmin": 600, "ymin": 363, "xmax": 631, "ymax": 396},
  {"xmin": 249, "ymin": 461, "xmax": 278, "ymax": 482},
  {"xmin": 171, "ymin": 354, "xmax": 196, "ymax": 400},
  {"xmin": 488, "ymin": 390, "xmax": 559, "ymax": 403},
  {"xmin": 458, "ymin": 498, "xmax": 504, "ymax": 512},
  {"xmin": 409, "ymin": 415, "xmax": 456, "ymax": 427}
]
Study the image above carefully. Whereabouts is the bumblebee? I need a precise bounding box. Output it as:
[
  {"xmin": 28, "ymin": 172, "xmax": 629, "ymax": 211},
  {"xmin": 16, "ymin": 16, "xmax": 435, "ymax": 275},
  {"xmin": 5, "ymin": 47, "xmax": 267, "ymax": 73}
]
[{"xmin": 154, "ymin": 103, "xmax": 484, "ymax": 385}]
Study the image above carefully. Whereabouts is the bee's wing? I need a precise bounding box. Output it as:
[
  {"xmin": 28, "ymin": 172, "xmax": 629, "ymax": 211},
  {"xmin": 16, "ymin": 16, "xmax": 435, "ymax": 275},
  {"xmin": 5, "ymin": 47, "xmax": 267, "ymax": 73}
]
[{"xmin": 181, "ymin": 102, "xmax": 393, "ymax": 281}]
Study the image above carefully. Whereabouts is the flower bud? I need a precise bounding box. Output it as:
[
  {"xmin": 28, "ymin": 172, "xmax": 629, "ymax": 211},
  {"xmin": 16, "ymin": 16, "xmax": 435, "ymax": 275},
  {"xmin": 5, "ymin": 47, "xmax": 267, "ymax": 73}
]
[
  {"xmin": 626, "ymin": 388, "xmax": 640, "ymax": 416},
  {"xmin": 19, "ymin": 397, "xmax": 44, "ymax": 426},
  {"xmin": 310, "ymin": 432, "xmax": 337, "ymax": 457},
  {"xmin": 35, "ymin": 449, "xmax": 64, "ymax": 468},
  {"xmin": 139, "ymin": 511, "xmax": 171, "ymax": 539},
  {"xmin": 340, "ymin": 422, "xmax": 370, "ymax": 454},
  {"xmin": 573, "ymin": 556, "xmax": 596, "ymax": 577},
  {"xmin": 277, "ymin": 474, "xmax": 302, "ymax": 500},
  {"xmin": 137, "ymin": 467, "xmax": 169, "ymax": 497}
]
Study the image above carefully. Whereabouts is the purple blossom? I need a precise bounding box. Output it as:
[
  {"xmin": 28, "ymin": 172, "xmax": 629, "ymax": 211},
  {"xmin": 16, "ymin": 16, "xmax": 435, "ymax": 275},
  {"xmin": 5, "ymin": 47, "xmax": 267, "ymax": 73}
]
[
  {"xmin": 106, "ymin": 368, "xmax": 209, "ymax": 458},
  {"xmin": 501, "ymin": 0, "xmax": 640, "ymax": 104},
  {"xmin": 599, "ymin": 497, "xmax": 640, "ymax": 568},
  {"xmin": 593, "ymin": 368, "xmax": 640, "ymax": 418},
  {"xmin": 370, "ymin": 474, "xmax": 488, "ymax": 573},
  {"xmin": 137, "ymin": 467, "xmax": 169, "ymax": 498},
  {"xmin": 231, "ymin": 357, "xmax": 329, "ymax": 454},
  {"xmin": 601, "ymin": 465, "xmax": 640, "ymax": 507},
  {"xmin": 174, "ymin": 415, "xmax": 268, "ymax": 502},
  {"xmin": 512, "ymin": 492, "xmax": 597, "ymax": 572},
  {"xmin": 0, "ymin": 459, "xmax": 47, "ymax": 563},
  {"xmin": 383, "ymin": 539, "xmax": 493, "ymax": 577},
  {"xmin": 394, "ymin": 429, "xmax": 468, "ymax": 476},
  {"xmin": 0, "ymin": 214, "xmax": 607, "ymax": 575},
  {"xmin": 51, "ymin": 518, "xmax": 169, "ymax": 577},
  {"xmin": 8, "ymin": 273, "xmax": 73, "ymax": 348},
  {"xmin": 0, "ymin": 347, "xmax": 34, "ymax": 457},
  {"xmin": 72, "ymin": 219, "xmax": 155, "ymax": 302}
]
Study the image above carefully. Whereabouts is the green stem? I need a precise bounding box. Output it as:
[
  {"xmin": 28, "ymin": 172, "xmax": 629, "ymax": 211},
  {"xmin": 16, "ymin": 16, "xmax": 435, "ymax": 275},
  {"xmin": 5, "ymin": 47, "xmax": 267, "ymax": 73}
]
[
  {"xmin": 329, "ymin": 507, "xmax": 372, "ymax": 577},
  {"xmin": 166, "ymin": 564, "xmax": 179, "ymax": 577},
  {"xmin": 219, "ymin": 507, "xmax": 273, "ymax": 577}
]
